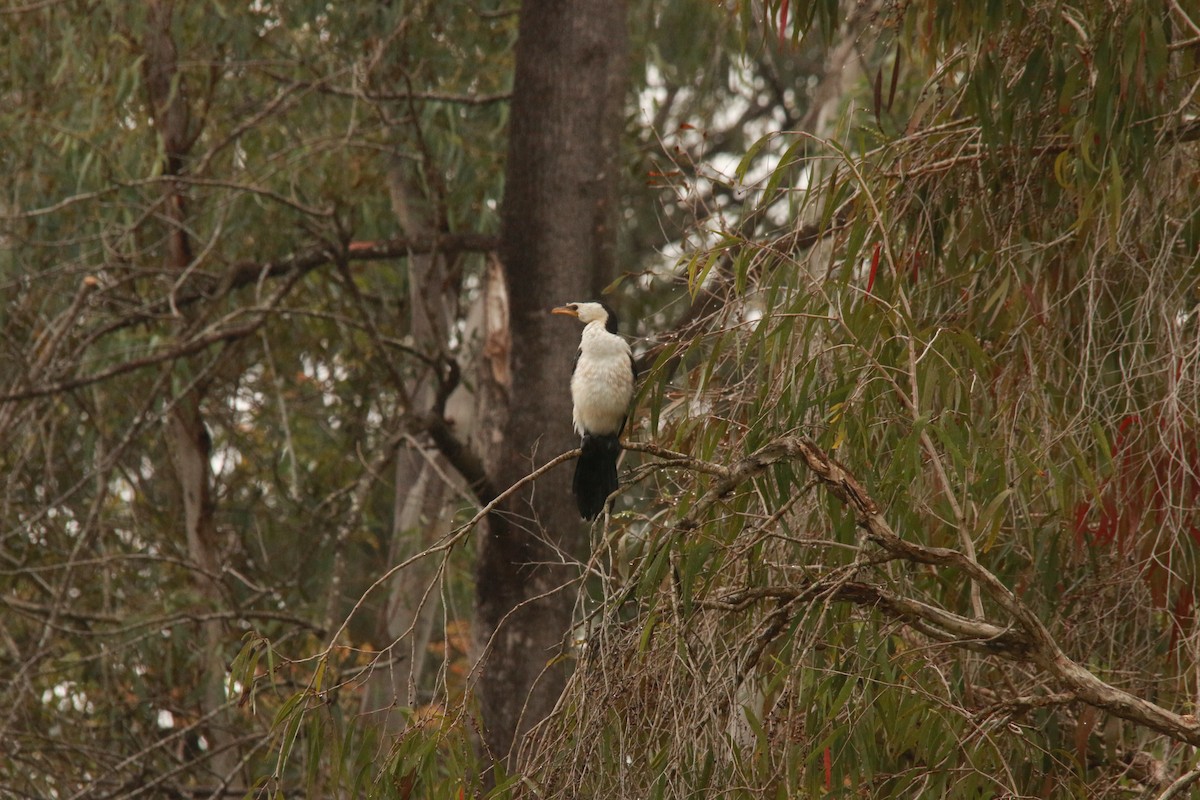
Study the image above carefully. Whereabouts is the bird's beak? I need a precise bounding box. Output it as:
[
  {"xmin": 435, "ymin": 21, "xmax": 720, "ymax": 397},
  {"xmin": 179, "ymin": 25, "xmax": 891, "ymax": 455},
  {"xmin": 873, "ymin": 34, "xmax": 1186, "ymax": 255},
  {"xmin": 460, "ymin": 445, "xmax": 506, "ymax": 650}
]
[{"xmin": 551, "ymin": 305, "xmax": 579, "ymax": 318}]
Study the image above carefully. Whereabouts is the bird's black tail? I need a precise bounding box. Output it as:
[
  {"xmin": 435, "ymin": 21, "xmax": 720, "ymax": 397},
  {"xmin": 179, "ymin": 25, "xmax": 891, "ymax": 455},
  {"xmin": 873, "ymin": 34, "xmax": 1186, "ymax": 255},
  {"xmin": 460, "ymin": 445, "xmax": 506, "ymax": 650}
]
[{"xmin": 574, "ymin": 434, "xmax": 621, "ymax": 520}]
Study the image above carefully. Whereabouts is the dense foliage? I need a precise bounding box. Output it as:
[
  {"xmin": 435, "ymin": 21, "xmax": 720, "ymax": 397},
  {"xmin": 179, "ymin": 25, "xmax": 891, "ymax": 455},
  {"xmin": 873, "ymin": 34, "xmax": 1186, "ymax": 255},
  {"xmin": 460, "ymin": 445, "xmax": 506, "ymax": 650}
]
[
  {"xmin": 2, "ymin": 0, "xmax": 1198, "ymax": 798},
  {"xmin": 530, "ymin": 0, "xmax": 1200, "ymax": 796}
]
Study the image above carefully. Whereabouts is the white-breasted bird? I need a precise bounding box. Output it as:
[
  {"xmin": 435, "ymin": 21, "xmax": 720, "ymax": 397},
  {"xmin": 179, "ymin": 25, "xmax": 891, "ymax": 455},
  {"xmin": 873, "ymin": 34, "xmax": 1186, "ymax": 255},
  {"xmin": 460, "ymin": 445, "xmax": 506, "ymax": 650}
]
[{"xmin": 551, "ymin": 301, "xmax": 636, "ymax": 519}]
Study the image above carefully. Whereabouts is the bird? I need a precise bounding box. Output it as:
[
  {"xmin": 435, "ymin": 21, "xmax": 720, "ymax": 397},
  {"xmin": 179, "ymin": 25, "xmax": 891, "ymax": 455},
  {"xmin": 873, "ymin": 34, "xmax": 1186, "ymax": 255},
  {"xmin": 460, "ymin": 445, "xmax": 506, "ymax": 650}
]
[{"xmin": 551, "ymin": 301, "xmax": 636, "ymax": 520}]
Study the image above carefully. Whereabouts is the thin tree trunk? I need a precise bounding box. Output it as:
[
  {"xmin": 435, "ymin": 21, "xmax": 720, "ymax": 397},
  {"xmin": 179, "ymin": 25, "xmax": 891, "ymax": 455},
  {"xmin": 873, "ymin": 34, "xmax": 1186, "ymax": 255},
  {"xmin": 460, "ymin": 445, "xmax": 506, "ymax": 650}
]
[
  {"xmin": 361, "ymin": 169, "xmax": 463, "ymax": 722},
  {"xmin": 143, "ymin": 1, "xmax": 236, "ymax": 785},
  {"xmin": 476, "ymin": 0, "xmax": 628, "ymax": 769}
]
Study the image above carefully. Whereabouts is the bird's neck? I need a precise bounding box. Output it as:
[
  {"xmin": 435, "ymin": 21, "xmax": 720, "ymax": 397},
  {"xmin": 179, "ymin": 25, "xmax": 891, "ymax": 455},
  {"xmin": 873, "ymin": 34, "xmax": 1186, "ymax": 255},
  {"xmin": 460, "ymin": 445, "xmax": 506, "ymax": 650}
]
[{"xmin": 582, "ymin": 321, "xmax": 619, "ymax": 344}]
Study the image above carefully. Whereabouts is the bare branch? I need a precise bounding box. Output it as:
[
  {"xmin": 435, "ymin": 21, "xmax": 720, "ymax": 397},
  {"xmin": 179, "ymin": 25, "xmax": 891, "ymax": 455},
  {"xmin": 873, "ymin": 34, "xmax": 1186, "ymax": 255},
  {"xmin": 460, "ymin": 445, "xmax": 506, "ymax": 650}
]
[
  {"xmin": 1158, "ymin": 760, "xmax": 1200, "ymax": 800},
  {"xmin": 0, "ymin": 234, "xmax": 499, "ymax": 403},
  {"xmin": 321, "ymin": 446, "xmax": 582, "ymax": 652}
]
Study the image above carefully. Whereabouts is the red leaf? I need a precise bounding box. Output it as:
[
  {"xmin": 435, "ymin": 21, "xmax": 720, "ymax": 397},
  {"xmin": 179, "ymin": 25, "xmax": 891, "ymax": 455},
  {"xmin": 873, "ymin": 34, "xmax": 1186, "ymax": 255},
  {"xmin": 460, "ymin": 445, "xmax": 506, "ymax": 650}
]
[
  {"xmin": 866, "ymin": 242, "xmax": 881, "ymax": 295},
  {"xmin": 888, "ymin": 43, "xmax": 903, "ymax": 111}
]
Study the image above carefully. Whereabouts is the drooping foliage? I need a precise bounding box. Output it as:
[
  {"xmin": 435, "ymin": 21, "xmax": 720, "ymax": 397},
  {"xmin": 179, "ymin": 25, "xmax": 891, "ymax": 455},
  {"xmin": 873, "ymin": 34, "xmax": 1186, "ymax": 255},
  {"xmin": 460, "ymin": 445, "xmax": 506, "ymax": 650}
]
[
  {"xmin": 0, "ymin": 0, "xmax": 838, "ymax": 796},
  {"xmin": 524, "ymin": 1, "xmax": 1200, "ymax": 797},
  {"xmin": 5, "ymin": 0, "xmax": 1199, "ymax": 796}
]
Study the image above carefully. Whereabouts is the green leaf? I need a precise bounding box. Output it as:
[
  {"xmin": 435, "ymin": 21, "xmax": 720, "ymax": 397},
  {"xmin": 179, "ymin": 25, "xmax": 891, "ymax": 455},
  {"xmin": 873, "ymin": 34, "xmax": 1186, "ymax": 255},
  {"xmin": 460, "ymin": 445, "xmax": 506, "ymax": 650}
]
[
  {"xmin": 979, "ymin": 487, "xmax": 1014, "ymax": 552},
  {"xmin": 735, "ymin": 133, "xmax": 776, "ymax": 183},
  {"xmin": 686, "ymin": 250, "xmax": 720, "ymax": 297}
]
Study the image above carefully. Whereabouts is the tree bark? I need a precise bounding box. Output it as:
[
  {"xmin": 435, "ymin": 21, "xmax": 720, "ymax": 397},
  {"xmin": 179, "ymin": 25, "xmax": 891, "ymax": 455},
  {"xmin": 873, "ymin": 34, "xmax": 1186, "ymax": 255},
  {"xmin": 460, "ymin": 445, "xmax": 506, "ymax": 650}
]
[
  {"xmin": 360, "ymin": 170, "xmax": 459, "ymax": 722},
  {"xmin": 475, "ymin": 0, "xmax": 628, "ymax": 768},
  {"xmin": 144, "ymin": 1, "xmax": 237, "ymax": 785}
]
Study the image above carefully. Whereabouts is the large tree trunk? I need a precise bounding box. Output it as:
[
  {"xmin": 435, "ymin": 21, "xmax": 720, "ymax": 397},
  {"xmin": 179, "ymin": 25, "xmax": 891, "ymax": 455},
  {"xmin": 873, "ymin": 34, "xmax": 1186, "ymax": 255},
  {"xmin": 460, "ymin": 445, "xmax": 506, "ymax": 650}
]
[{"xmin": 475, "ymin": 0, "xmax": 628, "ymax": 768}]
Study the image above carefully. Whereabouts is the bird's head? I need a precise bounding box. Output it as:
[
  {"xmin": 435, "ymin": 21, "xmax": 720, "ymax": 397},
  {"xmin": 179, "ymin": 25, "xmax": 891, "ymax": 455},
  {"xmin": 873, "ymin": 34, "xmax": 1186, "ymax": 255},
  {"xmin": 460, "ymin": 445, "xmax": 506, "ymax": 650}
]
[{"xmin": 552, "ymin": 301, "xmax": 619, "ymax": 333}]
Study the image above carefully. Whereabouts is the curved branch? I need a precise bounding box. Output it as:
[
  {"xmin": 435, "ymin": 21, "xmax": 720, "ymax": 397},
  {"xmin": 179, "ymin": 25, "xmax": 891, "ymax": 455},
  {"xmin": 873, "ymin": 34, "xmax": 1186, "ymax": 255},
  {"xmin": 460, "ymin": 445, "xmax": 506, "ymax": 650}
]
[
  {"xmin": 1158, "ymin": 760, "xmax": 1200, "ymax": 800},
  {"xmin": 655, "ymin": 433, "xmax": 1200, "ymax": 747}
]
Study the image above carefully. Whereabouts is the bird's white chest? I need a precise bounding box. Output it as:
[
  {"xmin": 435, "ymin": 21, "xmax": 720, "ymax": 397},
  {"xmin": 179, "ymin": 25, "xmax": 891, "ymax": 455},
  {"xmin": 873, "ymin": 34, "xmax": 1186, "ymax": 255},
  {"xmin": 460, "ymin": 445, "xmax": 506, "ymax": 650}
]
[{"xmin": 571, "ymin": 325, "xmax": 633, "ymax": 436}]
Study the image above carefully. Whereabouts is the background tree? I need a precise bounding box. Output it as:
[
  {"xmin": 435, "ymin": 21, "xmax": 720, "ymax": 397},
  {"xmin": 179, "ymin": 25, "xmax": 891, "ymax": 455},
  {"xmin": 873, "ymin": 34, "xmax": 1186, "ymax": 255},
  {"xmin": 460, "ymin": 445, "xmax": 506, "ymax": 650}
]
[{"xmin": 1, "ymin": 1, "xmax": 511, "ymax": 794}]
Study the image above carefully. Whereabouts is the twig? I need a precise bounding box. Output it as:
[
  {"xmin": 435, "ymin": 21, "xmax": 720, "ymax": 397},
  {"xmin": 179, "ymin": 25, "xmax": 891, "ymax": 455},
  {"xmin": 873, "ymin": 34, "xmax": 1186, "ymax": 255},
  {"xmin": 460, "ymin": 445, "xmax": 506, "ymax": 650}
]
[
  {"xmin": 622, "ymin": 440, "xmax": 732, "ymax": 479},
  {"xmin": 319, "ymin": 447, "xmax": 582, "ymax": 654},
  {"xmin": 1157, "ymin": 759, "xmax": 1200, "ymax": 800}
]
